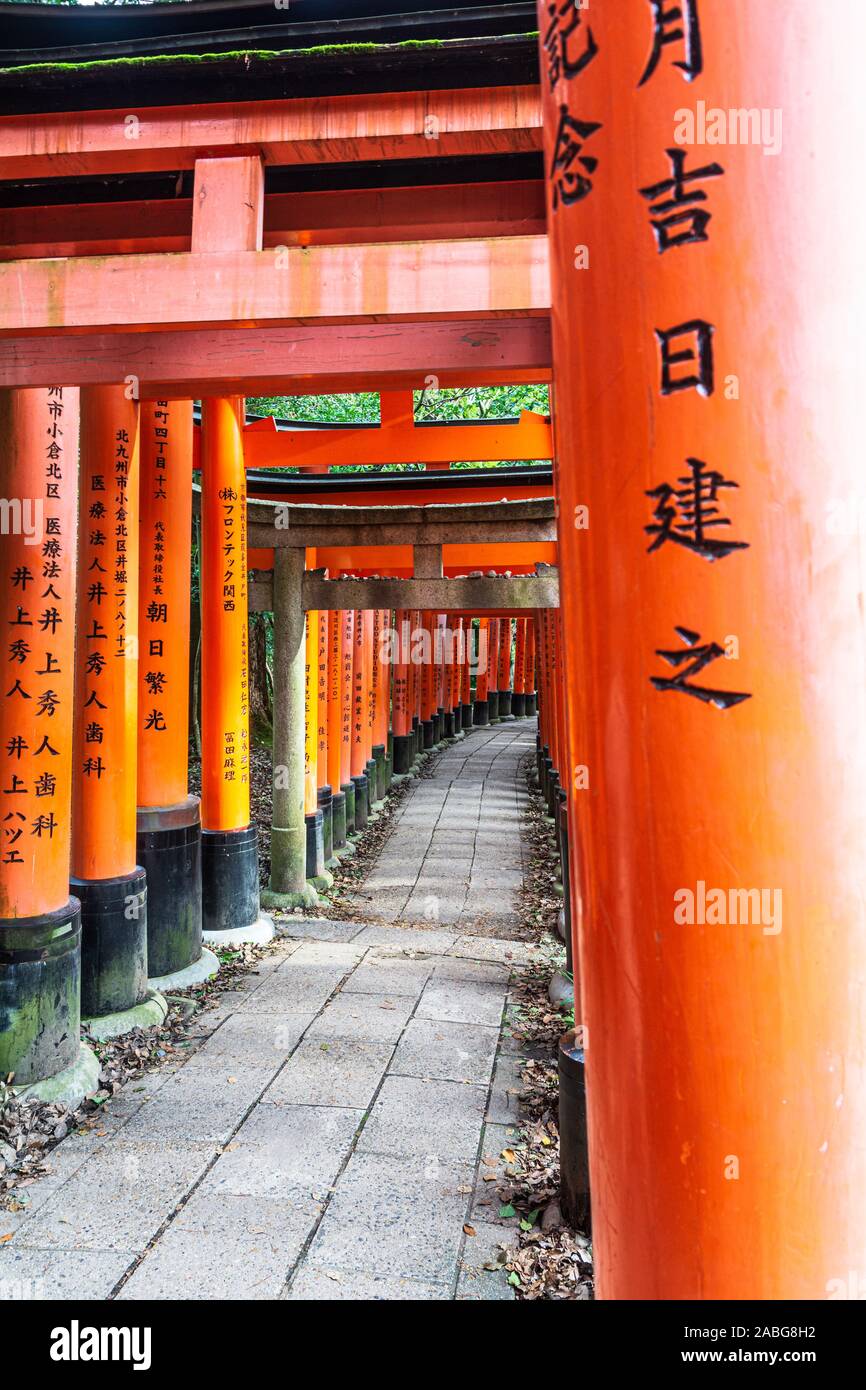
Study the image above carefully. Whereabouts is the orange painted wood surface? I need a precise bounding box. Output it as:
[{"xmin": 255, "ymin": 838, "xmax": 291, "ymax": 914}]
[
  {"xmin": 0, "ymin": 237, "xmax": 549, "ymax": 335},
  {"xmin": 0, "ymin": 87, "xmax": 542, "ymax": 181},
  {"xmin": 0, "ymin": 387, "xmax": 79, "ymax": 918}
]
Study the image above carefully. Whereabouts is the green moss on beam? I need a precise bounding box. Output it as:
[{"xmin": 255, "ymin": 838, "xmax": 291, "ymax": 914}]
[{"xmin": 0, "ymin": 35, "xmax": 539, "ymax": 81}]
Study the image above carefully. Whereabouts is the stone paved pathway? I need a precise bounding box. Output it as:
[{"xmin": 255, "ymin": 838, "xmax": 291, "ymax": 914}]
[{"xmin": 0, "ymin": 720, "xmax": 540, "ymax": 1302}]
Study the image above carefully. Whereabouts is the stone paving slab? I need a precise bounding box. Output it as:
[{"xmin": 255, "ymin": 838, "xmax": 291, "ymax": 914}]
[
  {"xmin": 415, "ymin": 977, "xmax": 507, "ymax": 1028},
  {"xmin": 201, "ymin": 1103, "xmax": 363, "ymax": 1200},
  {"xmin": 391, "ymin": 1018, "xmax": 500, "ymax": 1085},
  {"xmin": 305, "ymin": 991, "xmax": 415, "ymax": 1043},
  {"xmin": 263, "ymin": 1039, "xmax": 394, "ymax": 1109},
  {"xmin": 118, "ymin": 1191, "xmax": 322, "ymax": 1301},
  {"xmin": 303, "ymin": 1151, "xmax": 474, "ymax": 1284},
  {"xmin": 288, "ymin": 1265, "xmax": 450, "ymax": 1301},
  {"xmin": 0, "ymin": 1246, "xmax": 136, "ymax": 1300},
  {"xmin": 456, "ymin": 1219, "xmax": 518, "ymax": 1301},
  {"xmin": 340, "ymin": 951, "xmax": 435, "ymax": 996},
  {"xmin": 356, "ymin": 1075, "xmax": 488, "ymax": 1161}
]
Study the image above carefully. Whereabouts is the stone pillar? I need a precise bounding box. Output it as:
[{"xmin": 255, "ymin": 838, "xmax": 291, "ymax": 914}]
[
  {"xmin": 0, "ymin": 387, "xmax": 99, "ymax": 1101},
  {"xmin": 263, "ymin": 548, "xmax": 316, "ymax": 909},
  {"xmin": 535, "ymin": 0, "xmax": 866, "ymax": 1297},
  {"xmin": 136, "ymin": 398, "xmax": 214, "ymax": 990}
]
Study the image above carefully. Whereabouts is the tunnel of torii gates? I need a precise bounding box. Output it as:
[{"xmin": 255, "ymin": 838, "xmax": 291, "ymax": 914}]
[{"xmin": 0, "ymin": 0, "xmax": 864, "ymax": 1302}]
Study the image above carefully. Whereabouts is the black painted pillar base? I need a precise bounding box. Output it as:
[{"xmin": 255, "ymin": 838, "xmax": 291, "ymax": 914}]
[
  {"xmin": 0, "ymin": 897, "xmax": 82, "ymax": 1086},
  {"xmin": 431, "ymin": 712, "xmax": 441, "ymax": 744},
  {"xmin": 461, "ymin": 701, "xmax": 474, "ymax": 731},
  {"xmin": 526, "ymin": 691, "xmax": 538, "ymax": 717},
  {"xmin": 499, "ymin": 689, "xmax": 514, "ymax": 718},
  {"xmin": 352, "ymin": 774, "xmax": 369, "ymax": 831},
  {"xmin": 547, "ymin": 767, "xmax": 561, "ymax": 819},
  {"xmin": 411, "ymin": 716, "xmax": 421, "ymax": 760},
  {"xmin": 341, "ymin": 781, "xmax": 356, "ymax": 835},
  {"xmin": 489, "ymin": 691, "xmax": 501, "ymax": 722},
  {"xmin": 392, "ymin": 733, "xmax": 413, "ymax": 775},
  {"xmin": 317, "ymin": 785, "xmax": 334, "ymax": 864},
  {"xmin": 71, "ymin": 867, "xmax": 148, "ymax": 1019},
  {"xmin": 444, "ymin": 710, "xmax": 455, "ymax": 738},
  {"xmin": 422, "ymin": 718, "xmax": 435, "ymax": 750},
  {"xmin": 557, "ymin": 791, "xmax": 573, "ymax": 976},
  {"xmin": 331, "ymin": 790, "xmax": 347, "ymax": 850},
  {"xmin": 512, "ymin": 692, "xmax": 526, "ymax": 718},
  {"xmin": 385, "ymin": 732, "xmax": 393, "ymax": 792},
  {"xmin": 474, "ymin": 698, "xmax": 489, "ymax": 726},
  {"xmin": 305, "ymin": 808, "xmax": 325, "ymax": 878},
  {"xmin": 373, "ymin": 743, "xmax": 387, "ymax": 801},
  {"xmin": 559, "ymin": 1030, "xmax": 591, "ymax": 1232},
  {"xmin": 201, "ymin": 825, "xmax": 263, "ymax": 938},
  {"xmin": 136, "ymin": 796, "xmax": 202, "ymax": 980}
]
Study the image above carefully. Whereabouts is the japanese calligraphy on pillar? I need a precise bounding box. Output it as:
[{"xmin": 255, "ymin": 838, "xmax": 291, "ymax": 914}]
[
  {"xmin": 140, "ymin": 402, "xmax": 170, "ymax": 742},
  {"xmin": 636, "ymin": 0, "xmax": 751, "ymax": 708},
  {"xmin": 219, "ymin": 473, "xmax": 250, "ymax": 790},
  {"xmin": 542, "ymin": 0, "xmax": 603, "ymax": 212},
  {"xmin": 1, "ymin": 389, "xmax": 77, "ymax": 903}
]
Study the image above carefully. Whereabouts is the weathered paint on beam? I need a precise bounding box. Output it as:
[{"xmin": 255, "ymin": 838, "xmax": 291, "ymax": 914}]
[
  {"xmin": 249, "ymin": 573, "xmax": 559, "ymax": 614},
  {"xmin": 245, "ymin": 496, "xmax": 556, "ymax": 551},
  {"xmin": 0, "ymin": 237, "xmax": 548, "ymax": 335},
  {"xmin": 0, "ymin": 181, "xmax": 546, "ymax": 261},
  {"xmin": 0, "ymin": 318, "xmax": 552, "ymax": 393},
  {"xmin": 0, "ymin": 87, "xmax": 542, "ymax": 181}
]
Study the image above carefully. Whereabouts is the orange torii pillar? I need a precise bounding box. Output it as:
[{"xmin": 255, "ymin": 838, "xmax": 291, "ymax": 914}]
[
  {"xmin": 523, "ymin": 617, "xmax": 537, "ymax": 717},
  {"xmin": 196, "ymin": 154, "xmax": 271, "ymax": 944},
  {"xmin": 451, "ymin": 616, "xmax": 465, "ymax": 737},
  {"xmin": 326, "ymin": 610, "xmax": 348, "ymax": 852},
  {"xmin": 200, "ymin": 397, "xmax": 271, "ymax": 944},
  {"xmin": 460, "ymin": 616, "xmax": 474, "ymax": 731},
  {"xmin": 487, "ymin": 617, "xmax": 501, "ymax": 723},
  {"xmin": 473, "ymin": 617, "xmax": 490, "ymax": 726},
  {"xmin": 535, "ymin": 610, "xmax": 552, "ymax": 798},
  {"xmin": 513, "ymin": 617, "xmax": 528, "ymax": 718},
  {"xmin": 420, "ymin": 610, "xmax": 436, "ymax": 749},
  {"xmin": 70, "ymin": 387, "xmax": 164, "ymax": 1037},
  {"xmin": 303, "ymin": 609, "xmax": 331, "ymax": 889},
  {"xmin": 536, "ymin": 0, "xmax": 866, "ymax": 1296},
  {"xmin": 409, "ymin": 608, "xmax": 422, "ymax": 762},
  {"xmin": 136, "ymin": 398, "xmax": 215, "ymax": 989},
  {"xmin": 350, "ymin": 607, "xmax": 370, "ymax": 831},
  {"xmin": 338, "ymin": 608, "xmax": 357, "ymax": 832},
  {"xmin": 380, "ymin": 609, "xmax": 395, "ymax": 792},
  {"xmin": 0, "ymin": 387, "xmax": 99, "ymax": 1099},
  {"xmin": 315, "ymin": 609, "xmax": 337, "ymax": 870},
  {"xmin": 391, "ymin": 609, "xmax": 413, "ymax": 775},
  {"xmin": 371, "ymin": 608, "xmax": 388, "ymax": 800},
  {"xmin": 361, "ymin": 609, "xmax": 379, "ymax": 807},
  {"xmin": 441, "ymin": 615, "xmax": 457, "ymax": 740},
  {"xmin": 498, "ymin": 616, "xmax": 515, "ymax": 720}
]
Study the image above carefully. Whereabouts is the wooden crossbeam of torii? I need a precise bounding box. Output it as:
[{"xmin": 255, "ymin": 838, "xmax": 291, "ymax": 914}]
[
  {"xmin": 0, "ymin": 236, "xmax": 548, "ymax": 335},
  {"xmin": 0, "ymin": 86, "xmax": 541, "ymax": 180},
  {"xmin": 238, "ymin": 392, "xmax": 552, "ymax": 472}
]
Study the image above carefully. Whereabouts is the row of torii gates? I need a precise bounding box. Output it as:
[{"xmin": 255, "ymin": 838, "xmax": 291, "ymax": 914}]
[{"xmin": 0, "ymin": 3, "xmax": 863, "ymax": 1300}]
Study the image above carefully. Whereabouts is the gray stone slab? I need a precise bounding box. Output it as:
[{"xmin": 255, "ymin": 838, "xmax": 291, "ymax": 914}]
[
  {"xmin": 485, "ymin": 1052, "xmax": 526, "ymax": 1125},
  {"xmin": 0, "ymin": 1246, "xmax": 136, "ymax": 1300},
  {"xmin": 201, "ymin": 1103, "xmax": 363, "ymax": 1199},
  {"xmin": 356, "ymin": 1075, "xmax": 487, "ymax": 1160},
  {"xmin": 305, "ymin": 991, "xmax": 414, "ymax": 1044},
  {"xmin": 183, "ymin": 1012, "xmax": 312, "ymax": 1066},
  {"xmin": 288, "ymin": 1265, "xmax": 450, "ymax": 1301},
  {"xmin": 233, "ymin": 962, "xmax": 348, "ymax": 1014},
  {"xmin": 416, "ymin": 977, "xmax": 506, "ymax": 1028},
  {"xmin": 117, "ymin": 1191, "xmax": 322, "ymax": 1301},
  {"xmin": 433, "ymin": 956, "xmax": 510, "ymax": 985},
  {"xmin": 351, "ymin": 925, "xmax": 456, "ymax": 953},
  {"xmin": 263, "ymin": 1039, "xmax": 393, "ymax": 1108},
  {"xmin": 470, "ymin": 1122, "xmax": 525, "ymax": 1226},
  {"xmin": 456, "ymin": 1219, "xmax": 518, "ymax": 1301},
  {"xmin": 449, "ymin": 936, "xmax": 537, "ymax": 964},
  {"xmin": 390, "ymin": 1018, "xmax": 499, "ymax": 1086},
  {"xmin": 11, "ymin": 1140, "xmax": 215, "ymax": 1252},
  {"xmin": 115, "ymin": 1063, "xmax": 275, "ymax": 1143},
  {"xmin": 289, "ymin": 940, "xmax": 365, "ymax": 968},
  {"xmin": 277, "ymin": 917, "xmax": 365, "ymax": 942},
  {"xmin": 304, "ymin": 1151, "xmax": 473, "ymax": 1283},
  {"xmin": 341, "ymin": 952, "xmax": 434, "ymax": 997}
]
